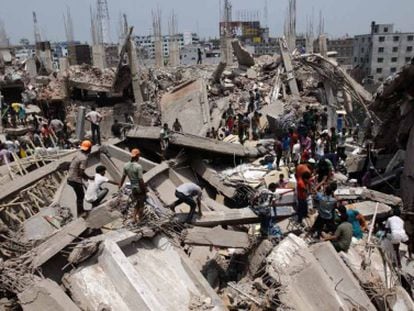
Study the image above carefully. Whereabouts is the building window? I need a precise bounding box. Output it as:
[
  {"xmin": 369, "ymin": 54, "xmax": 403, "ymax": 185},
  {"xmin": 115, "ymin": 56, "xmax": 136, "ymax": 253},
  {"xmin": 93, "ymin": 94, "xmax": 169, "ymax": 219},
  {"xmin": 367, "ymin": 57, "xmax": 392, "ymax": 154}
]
[
  {"xmin": 391, "ymin": 57, "xmax": 397, "ymax": 62},
  {"xmin": 407, "ymin": 46, "xmax": 413, "ymax": 52},
  {"xmin": 377, "ymin": 57, "xmax": 384, "ymax": 63},
  {"xmin": 379, "ymin": 36, "xmax": 385, "ymax": 42},
  {"xmin": 362, "ymin": 38, "xmax": 365, "ymax": 42},
  {"xmin": 376, "ymin": 68, "xmax": 382, "ymax": 73},
  {"xmin": 393, "ymin": 36, "xmax": 400, "ymax": 42},
  {"xmin": 406, "ymin": 57, "xmax": 411, "ymax": 63},
  {"xmin": 354, "ymin": 57, "xmax": 357, "ymax": 62},
  {"xmin": 392, "ymin": 47, "xmax": 398, "ymax": 52},
  {"xmin": 384, "ymin": 27, "xmax": 388, "ymax": 33},
  {"xmin": 390, "ymin": 67, "xmax": 397, "ymax": 73},
  {"xmin": 361, "ymin": 47, "xmax": 364, "ymax": 53},
  {"xmin": 408, "ymin": 35, "xmax": 414, "ymax": 41},
  {"xmin": 378, "ymin": 47, "xmax": 384, "ymax": 53}
]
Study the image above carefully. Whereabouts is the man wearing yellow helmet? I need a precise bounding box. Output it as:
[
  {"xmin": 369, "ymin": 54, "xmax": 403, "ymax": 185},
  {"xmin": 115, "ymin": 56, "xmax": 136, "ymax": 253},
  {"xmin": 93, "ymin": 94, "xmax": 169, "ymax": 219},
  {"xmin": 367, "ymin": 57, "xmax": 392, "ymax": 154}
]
[{"xmin": 67, "ymin": 140, "xmax": 93, "ymax": 217}]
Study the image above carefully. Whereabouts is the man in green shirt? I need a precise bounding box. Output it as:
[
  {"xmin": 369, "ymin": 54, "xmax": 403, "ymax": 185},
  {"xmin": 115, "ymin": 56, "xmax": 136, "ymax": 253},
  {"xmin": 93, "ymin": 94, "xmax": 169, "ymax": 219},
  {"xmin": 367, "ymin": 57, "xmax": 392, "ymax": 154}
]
[
  {"xmin": 322, "ymin": 206, "xmax": 353, "ymax": 252},
  {"xmin": 119, "ymin": 148, "xmax": 147, "ymax": 223}
]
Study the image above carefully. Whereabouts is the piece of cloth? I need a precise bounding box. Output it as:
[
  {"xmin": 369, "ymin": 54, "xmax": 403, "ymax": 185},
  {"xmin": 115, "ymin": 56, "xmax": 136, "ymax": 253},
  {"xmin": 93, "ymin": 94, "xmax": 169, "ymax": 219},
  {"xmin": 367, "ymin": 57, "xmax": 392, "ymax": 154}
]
[
  {"xmin": 176, "ymin": 183, "xmax": 202, "ymax": 197},
  {"xmin": 332, "ymin": 222, "xmax": 353, "ymax": 252},
  {"xmin": 123, "ymin": 161, "xmax": 143, "ymax": 190},
  {"xmin": 347, "ymin": 209, "xmax": 363, "ymax": 239},
  {"xmin": 67, "ymin": 151, "xmax": 88, "ymax": 184},
  {"xmin": 85, "ymin": 173, "xmax": 109, "ymax": 202},
  {"xmin": 314, "ymin": 192, "xmax": 336, "ymax": 220},
  {"xmin": 85, "ymin": 111, "xmax": 102, "ymax": 125},
  {"xmin": 386, "ymin": 216, "xmax": 409, "ymax": 244},
  {"xmin": 67, "ymin": 180, "xmax": 85, "ymax": 216}
]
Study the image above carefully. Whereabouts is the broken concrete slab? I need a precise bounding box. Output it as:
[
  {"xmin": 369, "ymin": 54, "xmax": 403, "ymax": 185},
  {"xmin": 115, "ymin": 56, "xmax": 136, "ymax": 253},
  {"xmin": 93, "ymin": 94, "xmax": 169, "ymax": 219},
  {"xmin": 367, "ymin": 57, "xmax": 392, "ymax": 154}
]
[
  {"xmin": 160, "ymin": 79, "xmax": 210, "ymax": 136},
  {"xmin": 184, "ymin": 226, "xmax": 250, "ymax": 248},
  {"xmin": 231, "ymin": 40, "xmax": 254, "ymax": 68},
  {"xmin": 345, "ymin": 201, "xmax": 391, "ymax": 219},
  {"xmin": 309, "ymin": 242, "xmax": 376, "ymax": 311},
  {"xmin": 18, "ymin": 278, "xmax": 80, "ymax": 311},
  {"xmin": 248, "ymin": 239, "xmax": 274, "ymax": 277},
  {"xmin": 266, "ymin": 234, "xmax": 347, "ymax": 311},
  {"xmin": 64, "ymin": 232, "xmax": 226, "ymax": 311},
  {"xmin": 127, "ymin": 126, "xmax": 258, "ymax": 157},
  {"xmin": 31, "ymin": 218, "xmax": 87, "ymax": 268},
  {"xmin": 335, "ymin": 187, "xmax": 402, "ymax": 207}
]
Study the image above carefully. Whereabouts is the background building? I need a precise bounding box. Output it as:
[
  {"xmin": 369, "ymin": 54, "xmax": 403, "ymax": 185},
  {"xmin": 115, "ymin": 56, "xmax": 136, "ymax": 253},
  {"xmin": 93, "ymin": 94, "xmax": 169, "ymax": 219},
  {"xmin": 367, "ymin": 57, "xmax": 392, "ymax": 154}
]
[{"xmin": 353, "ymin": 22, "xmax": 414, "ymax": 81}]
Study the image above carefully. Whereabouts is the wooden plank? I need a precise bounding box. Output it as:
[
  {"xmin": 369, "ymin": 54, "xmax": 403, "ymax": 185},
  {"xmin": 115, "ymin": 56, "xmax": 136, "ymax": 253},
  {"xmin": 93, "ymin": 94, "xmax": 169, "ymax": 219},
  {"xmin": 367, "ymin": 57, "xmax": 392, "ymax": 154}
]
[{"xmin": 184, "ymin": 226, "xmax": 250, "ymax": 248}]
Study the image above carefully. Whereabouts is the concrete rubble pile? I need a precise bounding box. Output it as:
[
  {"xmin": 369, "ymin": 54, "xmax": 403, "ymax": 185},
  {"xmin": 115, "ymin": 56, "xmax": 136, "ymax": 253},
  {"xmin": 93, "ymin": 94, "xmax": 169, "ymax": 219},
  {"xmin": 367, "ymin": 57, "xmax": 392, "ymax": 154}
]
[{"xmin": 1, "ymin": 36, "xmax": 414, "ymax": 311}]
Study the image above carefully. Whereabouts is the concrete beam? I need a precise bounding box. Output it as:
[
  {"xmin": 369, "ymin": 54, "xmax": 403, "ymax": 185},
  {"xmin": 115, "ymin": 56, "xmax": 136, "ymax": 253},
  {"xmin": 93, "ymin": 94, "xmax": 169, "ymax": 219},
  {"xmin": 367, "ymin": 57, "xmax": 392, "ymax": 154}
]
[
  {"xmin": 231, "ymin": 39, "xmax": 255, "ymax": 68},
  {"xmin": 127, "ymin": 126, "xmax": 257, "ymax": 157},
  {"xmin": 310, "ymin": 242, "xmax": 376, "ymax": 311},
  {"xmin": 31, "ymin": 218, "xmax": 87, "ymax": 268},
  {"xmin": 184, "ymin": 226, "xmax": 250, "ymax": 248}
]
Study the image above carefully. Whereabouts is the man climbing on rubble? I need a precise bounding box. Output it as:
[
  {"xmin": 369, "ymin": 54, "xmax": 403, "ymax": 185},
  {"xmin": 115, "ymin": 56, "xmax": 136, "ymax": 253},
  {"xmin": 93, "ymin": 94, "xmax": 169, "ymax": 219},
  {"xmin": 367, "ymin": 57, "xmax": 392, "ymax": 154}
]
[
  {"xmin": 385, "ymin": 209, "xmax": 409, "ymax": 268},
  {"xmin": 169, "ymin": 182, "xmax": 202, "ymax": 223},
  {"xmin": 85, "ymin": 165, "xmax": 117, "ymax": 208},
  {"xmin": 85, "ymin": 107, "xmax": 102, "ymax": 145},
  {"xmin": 311, "ymin": 182, "xmax": 338, "ymax": 238},
  {"xmin": 322, "ymin": 205, "xmax": 353, "ymax": 253},
  {"xmin": 119, "ymin": 148, "xmax": 148, "ymax": 223},
  {"xmin": 67, "ymin": 140, "xmax": 93, "ymax": 217},
  {"xmin": 252, "ymin": 183, "xmax": 280, "ymax": 237}
]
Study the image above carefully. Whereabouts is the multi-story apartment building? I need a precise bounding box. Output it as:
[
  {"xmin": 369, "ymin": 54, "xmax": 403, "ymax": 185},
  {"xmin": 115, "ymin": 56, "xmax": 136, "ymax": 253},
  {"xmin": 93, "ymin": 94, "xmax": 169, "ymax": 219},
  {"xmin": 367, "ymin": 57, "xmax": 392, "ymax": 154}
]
[
  {"xmin": 135, "ymin": 32, "xmax": 200, "ymax": 59},
  {"xmin": 353, "ymin": 22, "xmax": 414, "ymax": 81}
]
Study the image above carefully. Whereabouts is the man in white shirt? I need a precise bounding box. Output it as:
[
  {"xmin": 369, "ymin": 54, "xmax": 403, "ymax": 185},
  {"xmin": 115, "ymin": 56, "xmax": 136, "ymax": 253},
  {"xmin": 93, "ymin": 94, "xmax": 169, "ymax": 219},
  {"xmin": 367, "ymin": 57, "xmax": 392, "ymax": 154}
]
[
  {"xmin": 170, "ymin": 182, "xmax": 202, "ymax": 223},
  {"xmin": 85, "ymin": 165, "xmax": 117, "ymax": 208},
  {"xmin": 85, "ymin": 107, "xmax": 102, "ymax": 145},
  {"xmin": 291, "ymin": 141, "xmax": 301, "ymax": 166},
  {"xmin": 316, "ymin": 135, "xmax": 326, "ymax": 160},
  {"xmin": 385, "ymin": 209, "xmax": 408, "ymax": 267}
]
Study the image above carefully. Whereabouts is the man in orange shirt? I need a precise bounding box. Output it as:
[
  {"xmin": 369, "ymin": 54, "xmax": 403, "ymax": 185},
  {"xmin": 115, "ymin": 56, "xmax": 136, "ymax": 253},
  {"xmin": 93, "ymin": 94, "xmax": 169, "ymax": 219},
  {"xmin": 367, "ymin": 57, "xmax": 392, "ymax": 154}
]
[{"xmin": 296, "ymin": 171, "xmax": 311, "ymax": 224}]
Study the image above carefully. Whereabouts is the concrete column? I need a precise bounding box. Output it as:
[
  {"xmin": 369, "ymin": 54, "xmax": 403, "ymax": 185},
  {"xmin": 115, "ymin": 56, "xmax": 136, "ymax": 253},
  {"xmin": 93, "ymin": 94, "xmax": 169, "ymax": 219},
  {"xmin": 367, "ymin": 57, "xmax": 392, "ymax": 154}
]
[
  {"xmin": 92, "ymin": 45, "xmax": 106, "ymax": 69},
  {"xmin": 127, "ymin": 38, "xmax": 143, "ymax": 105},
  {"xmin": 75, "ymin": 106, "xmax": 86, "ymax": 141},
  {"xmin": 26, "ymin": 58, "xmax": 37, "ymax": 77}
]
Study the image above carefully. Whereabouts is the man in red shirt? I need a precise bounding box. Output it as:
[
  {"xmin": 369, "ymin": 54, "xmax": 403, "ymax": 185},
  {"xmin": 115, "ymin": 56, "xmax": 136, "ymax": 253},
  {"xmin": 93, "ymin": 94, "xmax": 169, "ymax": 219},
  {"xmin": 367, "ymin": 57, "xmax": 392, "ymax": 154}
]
[{"xmin": 296, "ymin": 171, "xmax": 311, "ymax": 224}]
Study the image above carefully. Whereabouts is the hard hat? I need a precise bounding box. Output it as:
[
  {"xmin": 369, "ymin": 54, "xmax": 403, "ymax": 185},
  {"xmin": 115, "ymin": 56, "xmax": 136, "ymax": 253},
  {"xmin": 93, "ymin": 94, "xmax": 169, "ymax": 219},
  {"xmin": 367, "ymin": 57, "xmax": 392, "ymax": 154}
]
[
  {"xmin": 80, "ymin": 140, "xmax": 92, "ymax": 151},
  {"xmin": 131, "ymin": 148, "xmax": 140, "ymax": 157}
]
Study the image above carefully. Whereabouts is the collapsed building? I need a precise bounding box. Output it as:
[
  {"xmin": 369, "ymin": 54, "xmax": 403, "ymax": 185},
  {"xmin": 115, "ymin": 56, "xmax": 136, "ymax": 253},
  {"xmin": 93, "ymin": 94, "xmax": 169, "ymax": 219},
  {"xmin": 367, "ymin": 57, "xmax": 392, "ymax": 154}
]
[{"xmin": 1, "ymin": 23, "xmax": 414, "ymax": 310}]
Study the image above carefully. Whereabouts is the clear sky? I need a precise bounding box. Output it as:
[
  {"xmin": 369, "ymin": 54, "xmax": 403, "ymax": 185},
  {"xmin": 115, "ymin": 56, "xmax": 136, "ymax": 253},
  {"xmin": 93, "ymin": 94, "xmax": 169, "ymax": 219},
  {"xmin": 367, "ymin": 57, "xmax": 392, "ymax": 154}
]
[{"xmin": 1, "ymin": 0, "xmax": 414, "ymax": 44}]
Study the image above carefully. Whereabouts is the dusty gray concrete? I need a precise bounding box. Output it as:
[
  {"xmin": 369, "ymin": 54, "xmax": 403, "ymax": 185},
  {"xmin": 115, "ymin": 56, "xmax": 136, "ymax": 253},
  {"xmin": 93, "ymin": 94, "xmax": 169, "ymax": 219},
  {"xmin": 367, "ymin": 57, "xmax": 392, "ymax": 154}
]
[{"xmin": 18, "ymin": 278, "xmax": 80, "ymax": 311}]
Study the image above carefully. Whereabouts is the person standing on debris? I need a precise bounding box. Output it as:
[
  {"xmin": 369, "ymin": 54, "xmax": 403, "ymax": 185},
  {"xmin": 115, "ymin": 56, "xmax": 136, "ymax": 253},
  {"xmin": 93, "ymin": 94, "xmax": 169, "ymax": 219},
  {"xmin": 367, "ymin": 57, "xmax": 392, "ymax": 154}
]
[
  {"xmin": 291, "ymin": 139, "xmax": 301, "ymax": 167},
  {"xmin": 337, "ymin": 128, "xmax": 347, "ymax": 160},
  {"xmin": 311, "ymin": 182, "xmax": 337, "ymax": 238},
  {"xmin": 322, "ymin": 205, "xmax": 353, "ymax": 252},
  {"xmin": 315, "ymin": 133, "xmax": 326, "ymax": 160},
  {"xmin": 296, "ymin": 171, "xmax": 312, "ymax": 225},
  {"xmin": 173, "ymin": 118, "xmax": 183, "ymax": 132},
  {"xmin": 85, "ymin": 107, "xmax": 102, "ymax": 145},
  {"xmin": 197, "ymin": 48, "xmax": 203, "ymax": 64},
  {"xmin": 251, "ymin": 112, "xmax": 262, "ymax": 140},
  {"xmin": 85, "ymin": 165, "xmax": 117, "ymax": 208},
  {"xmin": 320, "ymin": 107, "xmax": 328, "ymax": 130},
  {"xmin": 385, "ymin": 209, "xmax": 409, "ymax": 268},
  {"xmin": 111, "ymin": 119, "xmax": 123, "ymax": 139},
  {"xmin": 248, "ymin": 91, "xmax": 255, "ymax": 113},
  {"xmin": 67, "ymin": 140, "xmax": 93, "ymax": 217},
  {"xmin": 274, "ymin": 136, "xmax": 283, "ymax": 170},
  {"xmin": 170, "ymin": 182, "xmax": 202, "ymax": 223},
  {"xmin": 330, "ymin": 127, "xmax": 338, "ymax": 154},
  {"xmin": 119, "ymin": 149, "xmax": 147, "ymax": 223},
  {"xmin": 254, "ymin": 88, "xmax": 261, "ymax": 110},
  {"xmin": 282, "ymin": 133, "xmax": 291, "ymax": 166},
  {"xmin": 160, "ymin": 123, "xmax": 170, "ymax": 157}
]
